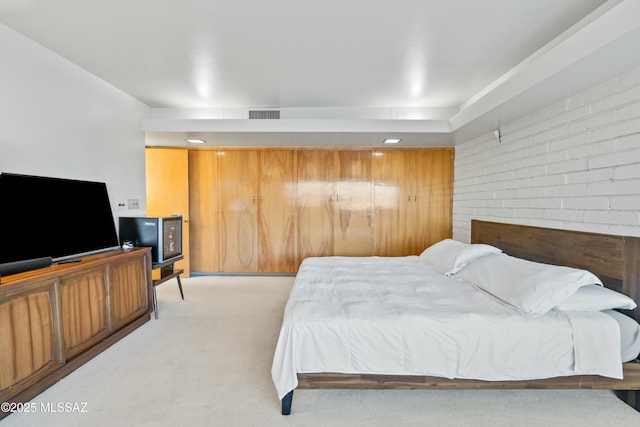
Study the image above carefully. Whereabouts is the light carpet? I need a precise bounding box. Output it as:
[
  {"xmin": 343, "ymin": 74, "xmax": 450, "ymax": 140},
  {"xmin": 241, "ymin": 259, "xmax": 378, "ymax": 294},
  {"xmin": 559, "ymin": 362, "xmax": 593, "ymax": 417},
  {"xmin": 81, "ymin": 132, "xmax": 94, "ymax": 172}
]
[{"xmin": 2, "ymin": 276, "xmax": 639, "ymax": 427}]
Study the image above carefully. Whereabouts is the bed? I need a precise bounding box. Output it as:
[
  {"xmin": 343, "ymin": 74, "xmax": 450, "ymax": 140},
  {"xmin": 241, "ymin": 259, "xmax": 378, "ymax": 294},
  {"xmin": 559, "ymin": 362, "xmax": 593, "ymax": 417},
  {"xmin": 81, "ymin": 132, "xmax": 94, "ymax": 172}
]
[{"xmin": 272, "ymin": 220, "xmax": 640, "ymax": 414}]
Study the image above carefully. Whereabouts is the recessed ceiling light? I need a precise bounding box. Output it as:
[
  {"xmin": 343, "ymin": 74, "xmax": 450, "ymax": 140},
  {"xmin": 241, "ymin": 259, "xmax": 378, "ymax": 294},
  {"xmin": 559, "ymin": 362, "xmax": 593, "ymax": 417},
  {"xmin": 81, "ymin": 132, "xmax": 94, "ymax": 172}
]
[
  {"xmin": 383, "ymin": 138, "xmax": 401, "ymax": 144},
  {"xmin": 186, "ymin": 138, "xmax": 206, "ymax": 144}
]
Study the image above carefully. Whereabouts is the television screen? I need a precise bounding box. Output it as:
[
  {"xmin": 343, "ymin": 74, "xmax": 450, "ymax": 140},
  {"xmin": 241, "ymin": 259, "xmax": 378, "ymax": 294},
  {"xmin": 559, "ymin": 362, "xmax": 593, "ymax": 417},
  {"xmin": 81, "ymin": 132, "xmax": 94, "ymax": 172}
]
[
  {"xmin": 0, "ymin": 172, "xmax": 120, "ymax": 264},
  {"xmin": 118, "ymin": 216, "xmax": 182, "ymax": 264},
  {"xmin": 162, "ymin": 217, "xmax": 182, "ymax": 261}
]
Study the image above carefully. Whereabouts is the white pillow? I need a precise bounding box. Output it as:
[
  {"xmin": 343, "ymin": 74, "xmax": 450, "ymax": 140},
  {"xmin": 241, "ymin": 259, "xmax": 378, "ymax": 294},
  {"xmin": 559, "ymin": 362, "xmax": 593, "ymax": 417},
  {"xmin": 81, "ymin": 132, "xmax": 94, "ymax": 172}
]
[
  {"xmin": 457, "ymin": 253, "xmax": 603, "ymax": 315},
  {"xmin": 555, "ymin": 284, "xmax": 637, "ymax": 311},
  {"xmin": 419, "ymin": 239, "xmax": 502, "ymax": 276}
]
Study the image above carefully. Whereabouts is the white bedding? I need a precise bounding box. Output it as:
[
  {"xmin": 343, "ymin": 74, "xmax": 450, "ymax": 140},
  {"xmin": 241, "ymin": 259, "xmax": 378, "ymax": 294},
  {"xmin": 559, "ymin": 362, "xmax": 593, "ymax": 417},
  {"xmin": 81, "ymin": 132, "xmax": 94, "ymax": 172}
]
[{"xmin": 271, "ymin": 256, "xmax": 623, "ymax": 399}]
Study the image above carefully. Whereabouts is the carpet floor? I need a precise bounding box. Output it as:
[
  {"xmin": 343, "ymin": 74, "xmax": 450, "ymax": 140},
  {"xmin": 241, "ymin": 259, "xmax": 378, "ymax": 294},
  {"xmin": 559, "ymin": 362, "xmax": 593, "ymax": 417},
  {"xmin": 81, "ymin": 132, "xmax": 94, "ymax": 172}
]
[{"xmin": 2, "ymin": 275, "xmax": 639, "ymax": 426}]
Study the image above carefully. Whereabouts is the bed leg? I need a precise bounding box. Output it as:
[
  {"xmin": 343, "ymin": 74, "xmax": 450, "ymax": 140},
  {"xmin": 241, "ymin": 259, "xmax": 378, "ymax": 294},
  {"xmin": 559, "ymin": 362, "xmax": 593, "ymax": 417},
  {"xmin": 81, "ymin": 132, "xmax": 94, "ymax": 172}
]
[
  {"xmin": 281, "ymin": 390, "xmax": 294, "ymax": 415},
  {"xmin": 615, "ymin": 390, "xmax": 640, "ymax": 411}
]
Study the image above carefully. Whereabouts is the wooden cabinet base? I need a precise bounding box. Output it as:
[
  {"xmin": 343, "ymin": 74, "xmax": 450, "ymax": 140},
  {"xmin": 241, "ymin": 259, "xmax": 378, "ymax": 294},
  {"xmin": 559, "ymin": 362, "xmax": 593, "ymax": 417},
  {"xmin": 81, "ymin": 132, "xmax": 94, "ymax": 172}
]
[
  {"xmin": 0, "ymin": 248, "xmax": 152, "ymax": 420},
  {"xmin": 0, "ymin": 314, "xmax": 149, "ymax": 420}
]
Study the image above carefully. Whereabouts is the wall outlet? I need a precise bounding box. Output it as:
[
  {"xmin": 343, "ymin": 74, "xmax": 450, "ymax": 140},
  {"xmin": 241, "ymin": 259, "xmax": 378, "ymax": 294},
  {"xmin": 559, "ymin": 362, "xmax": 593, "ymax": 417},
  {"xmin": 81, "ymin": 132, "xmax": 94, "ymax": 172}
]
[
  {"xmin": 116, "ymin": 200, "xmax": 127, "ymax": 210},
  {"xmin": 128, "ymin": 199, "xmax": 140, "ymax": 209}
]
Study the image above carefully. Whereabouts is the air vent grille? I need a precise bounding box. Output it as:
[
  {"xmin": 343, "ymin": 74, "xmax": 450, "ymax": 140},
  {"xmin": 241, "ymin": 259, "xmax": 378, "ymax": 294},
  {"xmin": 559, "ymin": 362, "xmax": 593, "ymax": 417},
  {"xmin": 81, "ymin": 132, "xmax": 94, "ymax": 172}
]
[{"xmin": 249, "ymin": 110, "xmax": 280, "ymax": 119}]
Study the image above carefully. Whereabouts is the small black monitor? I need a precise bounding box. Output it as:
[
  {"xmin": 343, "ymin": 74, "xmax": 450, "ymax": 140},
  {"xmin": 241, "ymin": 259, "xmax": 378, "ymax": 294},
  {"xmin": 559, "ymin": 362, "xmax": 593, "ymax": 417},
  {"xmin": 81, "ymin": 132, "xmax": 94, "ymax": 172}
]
[{"xmin": 119, "ymin": 216, "xmax": 183, "ymax": 264}]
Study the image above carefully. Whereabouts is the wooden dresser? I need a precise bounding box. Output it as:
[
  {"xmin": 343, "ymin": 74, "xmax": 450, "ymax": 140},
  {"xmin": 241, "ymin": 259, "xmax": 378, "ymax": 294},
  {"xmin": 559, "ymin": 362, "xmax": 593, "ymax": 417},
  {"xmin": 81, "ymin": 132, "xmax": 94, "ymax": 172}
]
[{"xmin": 0, "ymin": 248, "xmax": 152, "ymax": 419}]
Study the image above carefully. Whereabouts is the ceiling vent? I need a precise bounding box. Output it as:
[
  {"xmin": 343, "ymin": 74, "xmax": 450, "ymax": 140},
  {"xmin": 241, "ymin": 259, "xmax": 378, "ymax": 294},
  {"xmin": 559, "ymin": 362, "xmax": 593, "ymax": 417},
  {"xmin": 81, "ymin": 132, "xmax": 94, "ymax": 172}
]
[{"xmin": 249, "ymin": 110, "xmax": 280, "ymax": 119}]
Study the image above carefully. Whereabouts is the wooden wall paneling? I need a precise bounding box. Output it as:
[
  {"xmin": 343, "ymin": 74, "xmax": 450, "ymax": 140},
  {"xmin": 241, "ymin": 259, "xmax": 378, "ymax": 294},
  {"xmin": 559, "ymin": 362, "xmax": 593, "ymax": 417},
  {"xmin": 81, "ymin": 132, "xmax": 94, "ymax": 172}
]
[
  {"xmin": 218, "ymin": 150, "xmax": 259, "ymax": 272},
  {"xmin": 373, "ymin": 149, "xmax": 453, "ymax": 256},
  {"xmin": 189, "ymin": 150, "xmax": 219, "ymax": 273},
  {"xmin": 373, "ymin": 150, "xmax": 414, "ymax": 256},
  {"xmin": 153, "ymin": 146, "xmax": 453, "ymax": 273},
  {"xmin": 404, "ymin": 150, "xmax": 421, "ymax": 254},
  {"xmin": 334, "ymin": 150, "xmax": 373, "ymax": 256},
  {"xmin": 297, "ymin": 150, "xmax": 335, "ymax": 263},
  {"xmin": 145, "ymin": 148, "xmax": 191, "ymax": 276},
  {"xmin": 433, "ymin": 149, "xmax": 454, "ymax": 244},
  {"xmin": 413, "ymin": 149, "xmax": 454, "ymax": 252},
  {"xmin": 402, "ymin": 149, "xmax": 425, "ymax": 255},
  {"xmin": 258, "ymin": 150, "xmax": 297, "ymax": 273}
]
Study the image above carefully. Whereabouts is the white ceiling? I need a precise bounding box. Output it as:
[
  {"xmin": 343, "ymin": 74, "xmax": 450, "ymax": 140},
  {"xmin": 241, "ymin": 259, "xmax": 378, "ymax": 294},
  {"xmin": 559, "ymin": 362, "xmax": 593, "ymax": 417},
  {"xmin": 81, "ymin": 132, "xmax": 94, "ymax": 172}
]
[{"xmin": 2, "ymin": 0, "xmax": 640, "ymax": 142}]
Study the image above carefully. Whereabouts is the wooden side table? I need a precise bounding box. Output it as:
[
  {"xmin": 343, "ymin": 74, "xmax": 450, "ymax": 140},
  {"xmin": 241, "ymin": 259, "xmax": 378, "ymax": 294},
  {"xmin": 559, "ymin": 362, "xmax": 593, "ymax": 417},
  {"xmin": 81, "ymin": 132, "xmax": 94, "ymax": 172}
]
[{"xmin": 151, "ymin": 255, "xmax": 184, "ymax": 319}]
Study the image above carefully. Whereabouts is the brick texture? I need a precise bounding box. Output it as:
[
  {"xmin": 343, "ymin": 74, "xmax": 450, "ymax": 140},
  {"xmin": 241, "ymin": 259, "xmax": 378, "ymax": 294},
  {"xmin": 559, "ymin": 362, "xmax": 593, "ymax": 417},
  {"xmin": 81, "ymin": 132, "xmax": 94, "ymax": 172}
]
[{"xmin": 453, "ymin": 66, "xmax": 640, "ymax": 242}]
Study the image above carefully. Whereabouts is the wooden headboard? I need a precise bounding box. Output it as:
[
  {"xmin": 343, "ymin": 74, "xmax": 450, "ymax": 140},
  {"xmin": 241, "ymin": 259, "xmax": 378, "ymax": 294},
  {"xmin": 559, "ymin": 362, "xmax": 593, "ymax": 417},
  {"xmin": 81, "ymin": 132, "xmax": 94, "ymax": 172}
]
[{"xmin": 471, "ymin": 220, "xmax": 640, "ymax": 322}]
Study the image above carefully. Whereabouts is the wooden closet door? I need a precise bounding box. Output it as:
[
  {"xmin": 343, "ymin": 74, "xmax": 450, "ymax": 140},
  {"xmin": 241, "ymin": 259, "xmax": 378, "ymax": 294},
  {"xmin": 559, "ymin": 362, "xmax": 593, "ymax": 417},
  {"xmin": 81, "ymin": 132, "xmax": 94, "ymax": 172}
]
[
  {"xmin": 145, "ymin": 148, "xmax": 190, "ymax": 276},
  {"xmin": 218, "ymin": 150, "xmax": 259, "ymax": 272},
  {"xmin": 334, "ymin": 150, "xmax": 373, "ymax": 256},
  {"xmin": 188, "ymin": 150, "xmax": 219, "ymax": 273},
  {"xmin": 258, "ymin": 150, "xmax": 297, "ymax": 273},
  {"xmin": 373, "ymin": 150, "xmax": 414, "ymax": 256},
  {"xmin": 297, "ymin": 150, "xmax": 334, "ymax": 263},
  {"xmin": 413, "ymin": 149, "xmax": 453, "ymax": 252}
]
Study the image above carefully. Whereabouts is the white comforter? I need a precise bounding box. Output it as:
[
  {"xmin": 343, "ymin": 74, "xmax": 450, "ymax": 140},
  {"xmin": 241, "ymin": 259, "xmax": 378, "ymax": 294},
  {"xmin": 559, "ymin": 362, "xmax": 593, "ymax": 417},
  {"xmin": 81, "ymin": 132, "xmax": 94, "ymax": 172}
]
[{"xmin": 271, "ymin": 256, "xmax": 622, "ymax": 399}]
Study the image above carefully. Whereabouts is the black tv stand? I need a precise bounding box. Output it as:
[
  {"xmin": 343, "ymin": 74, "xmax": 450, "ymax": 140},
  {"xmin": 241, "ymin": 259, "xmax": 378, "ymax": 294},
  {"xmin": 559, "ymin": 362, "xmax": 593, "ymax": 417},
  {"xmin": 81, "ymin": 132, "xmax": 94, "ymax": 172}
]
[{"xmin": 151, "ymin": 255, "xmax": 184, "ymax": 319}]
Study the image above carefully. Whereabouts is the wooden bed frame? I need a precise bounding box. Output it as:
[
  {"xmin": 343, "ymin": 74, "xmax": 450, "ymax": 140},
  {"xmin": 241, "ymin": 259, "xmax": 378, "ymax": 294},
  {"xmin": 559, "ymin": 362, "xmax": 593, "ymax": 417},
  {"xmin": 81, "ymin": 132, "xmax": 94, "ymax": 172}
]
[{"xmin": 281, "ymin": 220, "xmax": 640, "ymax": 414}]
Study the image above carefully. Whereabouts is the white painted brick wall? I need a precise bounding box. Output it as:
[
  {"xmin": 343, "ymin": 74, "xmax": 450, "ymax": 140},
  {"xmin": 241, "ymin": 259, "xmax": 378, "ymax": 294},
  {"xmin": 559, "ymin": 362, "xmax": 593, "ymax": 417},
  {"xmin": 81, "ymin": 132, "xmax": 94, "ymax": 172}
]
[{"xmin": 453, "ymin": 66, "xmax": 640, "ymax": 242}]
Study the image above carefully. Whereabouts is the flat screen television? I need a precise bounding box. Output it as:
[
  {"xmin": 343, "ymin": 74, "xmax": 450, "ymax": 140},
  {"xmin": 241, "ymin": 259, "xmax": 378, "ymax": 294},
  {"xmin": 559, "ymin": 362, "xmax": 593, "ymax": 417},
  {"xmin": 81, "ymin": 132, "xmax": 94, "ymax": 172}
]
[
  {"xmin": 0, "ymin": 172, "xmax": 121, "ymax": 266},
  {"xmin": 118, "ymin": 216, "xmax": 182, "ymax": 264}
]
